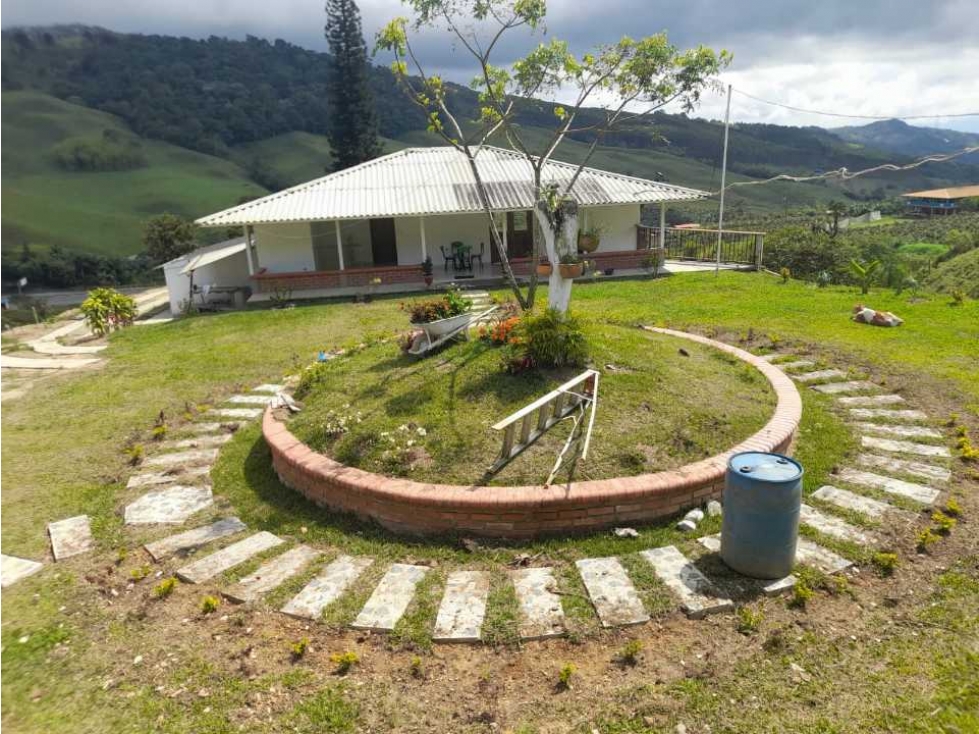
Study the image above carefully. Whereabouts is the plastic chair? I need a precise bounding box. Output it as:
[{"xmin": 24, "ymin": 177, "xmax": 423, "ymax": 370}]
[
  {"xmin": 439, "ymin": 245, "xmax": 454, "ymax": 272},
  {"xmin": 471, "ymin": 242, "xmax": 485, "ymax": 272}
]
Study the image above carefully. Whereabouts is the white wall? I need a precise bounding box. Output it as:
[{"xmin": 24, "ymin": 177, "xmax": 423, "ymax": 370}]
[
  {"xmin": 418, "ymin": 213, "xmax": 493, "ymax": 265},
  {"xmin": 254, "ymin": 222, "xmax": 314, "ymax": 272},
  {"xmin": 584, "ymin": 204, "xmax": 641, "ymax": 252},
  {"xmin": 163, "ymin": 250, "xmax": 251, "ymax": 313},
  {"xmin": 163, "ymin": 258, "xmax": 192, "ymax": 315},
  {"xmin": 395, "ymin": 216, "xmax": 424, "ymax": 265}
]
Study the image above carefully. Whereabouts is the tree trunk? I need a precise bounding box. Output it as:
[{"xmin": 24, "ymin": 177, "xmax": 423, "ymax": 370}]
[{"xmin": 534, "ymin": 201, "xmax": 579, "ymax": 315}]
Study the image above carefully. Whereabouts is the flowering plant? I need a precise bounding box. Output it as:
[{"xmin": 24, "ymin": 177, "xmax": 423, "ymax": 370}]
[{"xmin": 322, "ymin": 404, "xmax": 363, "ymax": 439}]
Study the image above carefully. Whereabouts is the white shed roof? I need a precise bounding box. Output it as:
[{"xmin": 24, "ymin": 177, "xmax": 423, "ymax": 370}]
[
  {"xmin": 161, "ymin": 238, "xmax": 246, "ymax": 273},
  {"xmin": 196, "ymin": 146, "xmax": 709, "ymax": 227}
]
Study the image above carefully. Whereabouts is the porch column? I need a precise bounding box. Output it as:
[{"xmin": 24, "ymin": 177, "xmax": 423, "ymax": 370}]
[
  {"xmin": 334, "ymin": 220, "xmax": 345, "ymax": 270},
  {"xmin": 244, "ymin": 224, "xmax": 256, "ymax": 275},
  {"xmin": 419, "ymin": 216, "xmax": 428, "ymax": 262},
  {"xmin": 658, "ymin": 202, "xmax": 666, "ymax": 250},
  {"xmin": 502, "ymin": 213, "xmax": 508, "ymax": 255}
]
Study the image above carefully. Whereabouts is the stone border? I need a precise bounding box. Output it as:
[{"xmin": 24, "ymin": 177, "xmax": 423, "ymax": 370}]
[{"xmin": 262, "ymin": 328, "xmax": 802, "ymax": 538}]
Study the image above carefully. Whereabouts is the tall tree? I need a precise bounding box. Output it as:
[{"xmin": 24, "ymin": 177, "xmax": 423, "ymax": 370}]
[
  {"xmin": 325, "ymin": 0, "xmax": 384, "ymax": 171},
  {"xmin": 143, "ymin": 213, "xmax": 197, "ymax": 264},
  {"xmin": 377, "ymin": 1, "xmax": 728, "ymax": 313}
]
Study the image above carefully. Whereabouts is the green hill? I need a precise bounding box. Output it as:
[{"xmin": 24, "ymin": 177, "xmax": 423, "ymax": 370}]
[
  {"xmin": 926, "ymin": 248, "xmax": 979, "ymax": 298},
  {"xmin": 1, "ymin": 91, "xmax": 266, "ymax": 256}
]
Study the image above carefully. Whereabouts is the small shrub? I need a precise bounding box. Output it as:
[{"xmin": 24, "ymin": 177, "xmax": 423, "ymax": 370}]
[
  {"xmin": 518, "ymin": 308, "xmax": 588, "ymax": 369},
  {"xmin": 788, "ymin": 581, "xmax": 814, "ymax": 609},
  {"xmin": 150, "ymin": 425, "xmax": 167, "ymax": 441},
  {"xmin": 410, "ymin": 655, "xmax": 424, "ymax": 678},
  {"xmin": 617, "ymin": 640, "xmax": 643, "ymax": 665},
  {"xmin": 478, "ymin": 315, "xmax": 521, "ymax": 345},
  {"xmin": 200, "ymin": 595, "xmax": 221, "ymax": 614},
  {"xmin": 816, "ymin": 270, "xmax": 832, "ymax": 288},
  {"xmin": 115, "ymin": 547, "xmax": 129, "ymax": 564},
  {"xmin": 130, "ymin": 565, "xmax": 152, "ymax": 582},
  {"xmin": 80, "ymin": 287, "xmax": 138, "ymax": 337},
  {"xmin": 290, "ymin": 638, "xmax": 310, "ymax": 661},
  {"xmin": 125, "ymin": 443, "xmax": 144, "ymax": 466},
  {"xmin": 870, "ymin": 552, "xmax": 899, "ymax": 577},
  {"xmin": 944, "ymin": 498, "xmax": 962, "ymax": 517},
  {"xmin": 153, "ymin": 577, "xmax": 177, "ymax": 599},
  {"xmin": 557, "ymin": 663, "xmax": 576, "ymax": 689},
  {"xmin": 779, "ymin": 266, "xmax": 791, "ymax": 284},
  {"xmin": 736, "ymin": 606, "xmax": 764, "ymax": 634},
  {"xmin": 949, "ymin": 289, "xmax": 966, "ymax": 306},
  {"xmin": 330, "ymin": 651, "xmax": 359, "ymax": 674},
  {"xmin": 916, "ymin": 528, "xmax": 940, "ymax": 552},
  {"xmin": 931, "ymin": 511, "xmax": 957, "ymax": 535}
]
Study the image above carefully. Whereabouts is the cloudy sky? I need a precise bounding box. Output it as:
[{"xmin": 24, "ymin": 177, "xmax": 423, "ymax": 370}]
[{"xmin": 4, "ymin": 0, "xmax": 979, "ymax": 132}]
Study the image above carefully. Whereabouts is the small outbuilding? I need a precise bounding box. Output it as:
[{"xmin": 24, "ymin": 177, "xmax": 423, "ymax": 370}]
[{"xmin": 162, "ymin": 238, "xmax": 252, "ymax": 315}]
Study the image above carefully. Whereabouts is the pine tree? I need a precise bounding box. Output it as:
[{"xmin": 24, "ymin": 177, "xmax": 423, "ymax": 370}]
[{"xmin": 324, "ymin": 0, "xmax": 383, "ymax": 171}]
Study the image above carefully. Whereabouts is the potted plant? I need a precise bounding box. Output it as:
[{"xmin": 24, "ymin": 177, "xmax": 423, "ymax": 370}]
[
  {"xmin": 577, "ymin": 224, "xmax": 604, "ymax": 253},
  {"xmin": 401, "ymin": 287, "xmax": 474, "ymax": 338},
  {"xmin": 421, "ymin": 256, "xmax": 434, "ymax": 287},
  {"xmin": 536, "ymin": 260, "xmax": 552, "ymax": 277},
  {"xmin": 558, "ymin": 253, "xmax": 586, "ymax": 279}
]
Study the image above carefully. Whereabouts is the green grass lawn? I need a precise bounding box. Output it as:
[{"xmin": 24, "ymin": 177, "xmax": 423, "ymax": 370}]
[
  {"xmin": 897, "ymin": 241, "xmax": 949, "ymax": 257},
  {"xmin": 2, "ymin": 272, "xmax": 977, "ymax": 734}
]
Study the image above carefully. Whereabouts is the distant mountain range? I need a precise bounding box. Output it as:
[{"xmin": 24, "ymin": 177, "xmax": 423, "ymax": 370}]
[{"xmin": 2, "ymin": 24, "xmax": 977, "ymax": 256}]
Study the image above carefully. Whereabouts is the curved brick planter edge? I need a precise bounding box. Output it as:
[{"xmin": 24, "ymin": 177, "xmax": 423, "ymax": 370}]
[{"xmin": 262, "ymin": 327, "xmax": 802, "ymax": 538}]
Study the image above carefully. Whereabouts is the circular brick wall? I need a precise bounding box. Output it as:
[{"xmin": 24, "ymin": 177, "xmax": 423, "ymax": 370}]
[{"xmin": 263, "ymin": 328, "xmax": 802, "ymax": 539}]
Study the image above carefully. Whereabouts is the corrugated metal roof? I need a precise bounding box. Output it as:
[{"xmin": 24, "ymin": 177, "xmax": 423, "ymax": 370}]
[
  {"xmin": 901, "ymin": 184, "xmax": 979, "ymax": 200},
  {"xmin": 196, "ymin": 146, "xmax": 709, "ymax": 227},
  {"xmin": 179, "ymin": 239, "xmax": 246, "ymax": 274}
]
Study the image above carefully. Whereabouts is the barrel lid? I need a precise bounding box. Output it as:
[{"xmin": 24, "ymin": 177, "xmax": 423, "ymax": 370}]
[{"xmin": 728, "ymin": 452, "xmax": 803, "ymax": 482}]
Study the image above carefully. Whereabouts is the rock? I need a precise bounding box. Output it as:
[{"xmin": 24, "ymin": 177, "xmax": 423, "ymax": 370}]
[
  {"xmin": 683, "ymin": 509, "xmax": 704, "ymax": 523},
  {"xmin": 613, "ymin": 527, "xmax": 639, "ymax": 538},
  {"xmin": 676, "ymin": 519, "xmax": 697, "ymax": 532},
  {"xmin": 676, "ymin": 725, "xmax": 688, "ymax": 734},
  {"xmin": 706, "ymin": 500, "xmax": 722, "ymax": 517}
]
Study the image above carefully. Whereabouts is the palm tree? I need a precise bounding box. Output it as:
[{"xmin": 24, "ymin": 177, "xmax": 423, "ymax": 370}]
[{"xmin": 826, "ymin": 201, "xmax": 847, "ymax": 237}]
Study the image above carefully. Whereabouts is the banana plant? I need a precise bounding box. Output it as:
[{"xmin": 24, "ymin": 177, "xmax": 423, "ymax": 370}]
[{"xmin": 849, "ymin": 258, "xmax": 882, "ymax": 295}]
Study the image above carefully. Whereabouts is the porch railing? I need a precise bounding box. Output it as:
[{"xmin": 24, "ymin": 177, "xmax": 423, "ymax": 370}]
[{"xmin": 637, "ymin": 226, "xmax": 765, "ymax": 267}]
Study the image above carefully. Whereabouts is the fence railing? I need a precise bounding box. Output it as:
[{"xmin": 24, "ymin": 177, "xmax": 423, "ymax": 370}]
[{"xmin": 637, "ymin": 226, "xmax": 765, "ymax": 267}]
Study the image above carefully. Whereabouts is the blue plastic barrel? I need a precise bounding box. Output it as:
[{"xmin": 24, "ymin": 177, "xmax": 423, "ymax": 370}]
[{"xmin": 720, "ymin": 451, "xmax": 803, "ymax": 579}]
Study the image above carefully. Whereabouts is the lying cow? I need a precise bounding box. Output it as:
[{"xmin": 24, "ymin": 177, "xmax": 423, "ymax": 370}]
[{"xmin": 853, "ymin": 304, "xmax": 903, "ymax": 327}]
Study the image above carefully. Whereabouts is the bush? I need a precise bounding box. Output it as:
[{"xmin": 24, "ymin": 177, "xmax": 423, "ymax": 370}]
[
  {"xmin": 401, "ymin": 288, "xmax": 471, "ymax": 324},
  {"xmin": 330, "ymin": 651, "xmax": 359, "ymax": 674},
  {"xmin": 153, "ymin": 577, "xmax": 177, "ymax": 599},
  {"xmin": 51, "ymin": 132, "xmax": 146, "ymax": 172},
  {"xmin": 80, "ymin": 287, "xmax": 138, "ymax": 336},
  {"xmin": 518, "ymin": 309, "xmax": 588, "ymax": 369}
]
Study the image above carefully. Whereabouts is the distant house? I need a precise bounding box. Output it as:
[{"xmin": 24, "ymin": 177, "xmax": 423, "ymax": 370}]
[
  {"xmin": 194, "ymin": 146, "xmax": 709, "ymax": 301},
  {"xmin": 901, "ymin": 185, "xmax": 979, "ymax": 216}
]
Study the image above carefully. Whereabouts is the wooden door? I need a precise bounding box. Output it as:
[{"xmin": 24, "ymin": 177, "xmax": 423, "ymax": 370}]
[
  {"xmin": 490, "ymin": 210, "xmax": 534, "ymax": 262},
  {"xmin": 369, "ymin": 218, "xmax": 398, "ymax": 266}
]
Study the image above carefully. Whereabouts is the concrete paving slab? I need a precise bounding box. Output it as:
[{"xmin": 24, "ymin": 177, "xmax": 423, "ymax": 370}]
[
  {"xmin": 511, "ymin": 567, "xmax": 565, "ymax": 640},
  {"xmin": 777, "ymin": 360, "xmax": 815, "ymax": 371},
  {"xmin": 791, "ymin": 369, "xmax": 848, "ymax": 383},
  {"xmin": 144, "ymin": 517, "xmax": 247, "ymax": 561},
  {"xmin": 143, "ymin": 448, "xmax": 218, "ymax": 468},
  {"xmin": 351, "ymin": 563, "xmax": 430, "ymax": 631},
  {"xmin": 838, "ymin": 468, "xmax": 940, "ymax": 505},
  {"xmin": 124, "ymin": 485, "xmax": 213, "ymax": 525},
  {"xmin": 694, "ymin": 536, "xmax": 797, "ymax": 596},
  {"xmin": 848, "ymin": 408, "xmax": 929, "ymax": 422},
  {"xmin": 575, "ymin": 557, "xmax": 649, "ymax": 627},
  {"xmin": 159, "ymin": 434, "xmax": 232, "ymax": 450},
  {"xmin": 836, "ymin": 394, "xmax": 905, "ymax": 407},
  {"xmin": 800, "ymin": 504, "xmax": 875, "ymax": 544},
  {"xmin": 224, "ymin": 545, "xmax": 322, "ymax": 603},
  {"xmin": 176, "ymin": 532, "xmax": 284, "ymax": 584},
  {"xmin": 855, "ymin": 453, "xmax": 951, "ymax": 483},
  {"xmin": 127, "ymin": 466, "xmax": 211, "ymax": 489},
  {"xmin": 432, "ymin": 571, "xmax": 491, "ymax": 642},
  {"xmin": 812, "ymin": 381, "xmax": 879, "ymax": 394},
  {"xmin": 47, "ymin": 515, "xmax": 93, "ymax": 560},
  {"xmin": 811, "ymin": 485, "xmax": 895, "ymax": 519},
  {"xmin": 226, "ymin": 395, "xmax": 275, "ymax": 405},
  {"xmin": 1, "ymin": 554, "xmax": 44, "ymax": 587},
  {"xmin": 861, "ymin": 435, "xmax": 951, "ymax": 457},
  {"xmin": 697, "ymin": 533, "xmax": 851, "ymax": 574},
  {"xmin": 253, "ymin": 384, "xmax": 285, "ymax": 393},
  {"xmin": 206, "ymin": 408, "xmax": 264, "ymax": 420},
  {"xmin": 851, "ymin": 422, "xmax": 943, "ymax": 440},
  {"xmin": 281, "ymin": 555, "xmax": 373, "ymax": 620},
  {"xmin": 640, "ymin": 546, "xmax": 734, "ymax": 618}
]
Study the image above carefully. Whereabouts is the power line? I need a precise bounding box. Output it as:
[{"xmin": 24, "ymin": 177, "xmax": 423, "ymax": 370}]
[{"xmin": 731, "ymin": 87, "xmax": 979, "ymax": 121}]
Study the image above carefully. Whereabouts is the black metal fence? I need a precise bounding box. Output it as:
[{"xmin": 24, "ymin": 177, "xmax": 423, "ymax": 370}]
[{"xmin": 637, "ymin": 226, "xmax": 764, "ymax": 266}]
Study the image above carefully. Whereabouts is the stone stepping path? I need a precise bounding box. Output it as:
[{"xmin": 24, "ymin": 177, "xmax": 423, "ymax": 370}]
[
  {"xmin": 1, "ymin": 554, "xmax": 44, "ymax": 587},
  {"xmin": 176, "ymin": 532, "xmax": 284, "ymax": 584},
  {"xmin": 30, "ymin": 341, "xmax": 105, "ymax": 356},
  {"xmin": 253, "ymin": 384, "xmax": 285, "ymax": 393},
  {"xmin": 837, "ymin": 394, "xmax": 905, "ymax": 407},
  {"xmin": 640, "ymin": 546, "xmax": 734, "ymax": 619},
  {"xmin": 812, "ymin": 380, "xmax": 879, "ymax": 394},
  {"xmin": 143, "ymin": 448, "xmax": 219, "ymax": 468},
  {"xmin": 855, "ymin": 453, "xmax": 950, "ymax": 483},
  {"xmin": 852, "ymin": 422, "xmax": 942, "ymax": 440},
  {"xmin": 159, "ymin": 434, "xmax": 233, "ymax": 450},
  {"xmin": 848, "ymin": 408, "xmax": 928, "ymax": 423},
  {"xmin": 575, "ymin": 557, "xmax": 649, "ymax": 627},
  {"xmin": 432, "ymin": 571, "xmax": 490, "ymax": 642},
  {"xmin": 224, "ymin": 545, "xmax": 322, "ymax": 604},
  {"xmin": 226, "ymin": 395, "xmax": 275, "ymax": 406},
  {"xmin": 698, "ymin": 533, "xmax": 851, "ymax": 574},
  {"xmin": 837, "ymin": 468, "xmax": 940, "ymax": 505},
  {"xmin": 48, "ymin": 515, "xmax": 93, "ymax": 560},
  {"xmin": 776, "ymin": 360, "xmax": 815, "ymax": 371},
  {"xmin": 861, "ymin": 435, "xmax": 951, "ymax": 458},
  {"xmin": 800, "ymin": 504, "xmax": 875, "ymax": 544},
  {"xmin": 352, "ymin": 563, "xmax": 430, "ymax": 632},
  {"xmin": 811, "ymin": 486, "xmax": 896, "ymax": 519},
  {"xmin": 181, "ymin": 422, "xmax": 239, "ymax": 434},
  {"xmin": 281, "ymin": 555, "xmax": 373, "ymax": 620},
  {"xmin": 760, "ymin": 353, "xmax": 789, "ymax": 362},
  {"xmin": 792, "ymin": 368, "xmax": 848, "ymax": 383},
  {"xmin": 511, "ymin": 567, "xmax": 565, "ymax": 639},
  {"xmin": 144, "ymin": 517, "xmax": 247, "ymax": 561},
  {"xmin": 127, "ymin": 466, "xmax": 211, "ymax": 489},
  {"xmin": 694, "ymin": 537, "xmax": 796, "ymax": 596},
  {"xmin": 0, "ymin": 354, "xmax": 102, "ymax": 370},
  {"xmin": 124, "ymin": 485, "xmax": 213, "ymax": 525},
  {"xmin": 206, "ymin": 408, "xmax": 264, "ymax": 420}
]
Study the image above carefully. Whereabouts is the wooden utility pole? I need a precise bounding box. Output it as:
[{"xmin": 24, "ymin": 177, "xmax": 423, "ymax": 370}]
[{"xmin": 715, "ymin": 83, "xmax": 732, "ymax": 276}]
